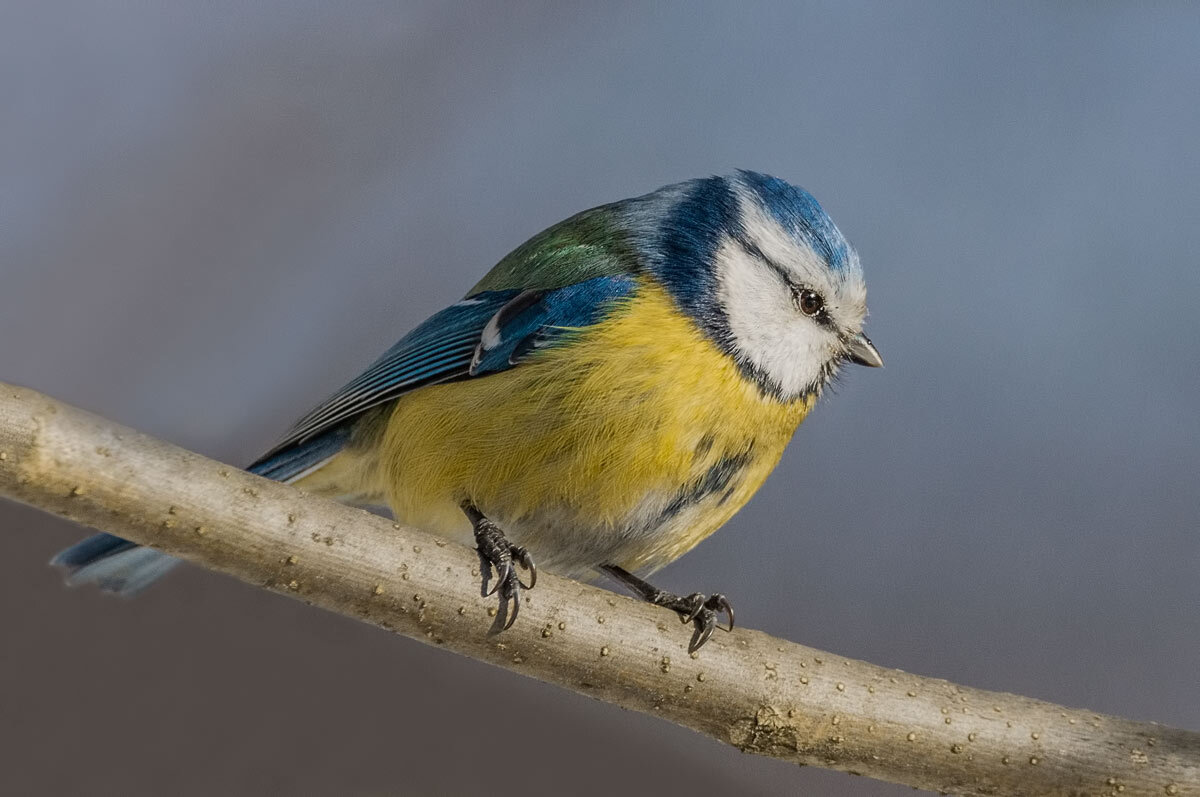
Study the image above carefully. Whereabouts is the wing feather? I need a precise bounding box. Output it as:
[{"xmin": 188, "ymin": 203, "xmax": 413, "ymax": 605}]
[{"xmin": 254, "ymin": 275, "xmax": 637, "ymax": 462}]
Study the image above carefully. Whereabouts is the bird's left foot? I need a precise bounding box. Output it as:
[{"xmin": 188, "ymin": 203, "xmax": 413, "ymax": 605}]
[
  {"xmin": 600, "ymin": 564, "xmax": 734, "ymax": 654},
  {"xmin": 461, "ymin": 501, "xmax": 536, "ymax": 630}
]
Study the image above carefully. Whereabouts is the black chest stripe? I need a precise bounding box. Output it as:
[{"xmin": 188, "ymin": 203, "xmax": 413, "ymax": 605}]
[{"xmin": 657, "ymin": 443, "xmax": 756, "ymax": 524}]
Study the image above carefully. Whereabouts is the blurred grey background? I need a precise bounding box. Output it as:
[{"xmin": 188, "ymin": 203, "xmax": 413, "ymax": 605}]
[{"xmin": 2, "ymin": 2, "xmax": 1198, "ymax": 795}]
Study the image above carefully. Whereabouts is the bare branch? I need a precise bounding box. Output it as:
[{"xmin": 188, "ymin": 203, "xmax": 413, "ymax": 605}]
[{"xmin": 1, "ymin": 382, "xmax": 1196, "ymax": 796}]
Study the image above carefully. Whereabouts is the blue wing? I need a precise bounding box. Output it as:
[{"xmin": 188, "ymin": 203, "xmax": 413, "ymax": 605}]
[
  {"xmin": 53, "ymin": 272, "xmax": 638, "ymax": 597},
  {"xmin": 255, "ymin": 273, "xmax": 637, "ymax": 461},
  {"xmin": 468, "ymin": 275, "xmax": 638, "ymax": 376}
]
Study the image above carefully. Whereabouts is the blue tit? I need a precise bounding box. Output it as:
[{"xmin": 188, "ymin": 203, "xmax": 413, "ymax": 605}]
[{"xmin": 53, "ymin": 170, "xmax": 881, "ymax": 652}]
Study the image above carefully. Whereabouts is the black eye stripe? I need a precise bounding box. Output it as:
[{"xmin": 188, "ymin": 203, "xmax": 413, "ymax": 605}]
[
  {"xmin": 734, "ymin": 234, "xmax": 833, "ymax": 327},
  {"xmin": 735, "ymin": 234, "xmax": 793, "ymax": 287}
]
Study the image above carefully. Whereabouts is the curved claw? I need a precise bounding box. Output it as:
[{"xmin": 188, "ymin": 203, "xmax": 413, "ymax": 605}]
[
  {"xmin": 685, "ymin": 594, "xmax": 736, "ymax": 653},
  {"xmin": 512, "ymin": 546, "xmax": 537, "ymax": 590},
  {"xmin": 688, "ymin": 619, "xmax": 716, "ymax": 654},
  {"xmin": 681, "ymin": 593, "xmax": 706, "ymax": 625},
  {"xmin": 501, "ymin": 582, "xmax": 521, "ymax": 630},
  {"xmin": 710, "ymin": 594, "xmax": 735, "ymax": 632},
  {"xmin": 485, "ymin": 561, "xmax": 512, "ymax": 597}
]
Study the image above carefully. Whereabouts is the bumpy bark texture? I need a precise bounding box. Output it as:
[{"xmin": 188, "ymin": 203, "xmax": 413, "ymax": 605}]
[{"xmin": 1, "ymin": 383, "xmax": 1196, "ymax": 796}]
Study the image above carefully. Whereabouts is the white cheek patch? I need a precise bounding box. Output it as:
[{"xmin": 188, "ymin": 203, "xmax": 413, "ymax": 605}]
[{"xmin": 714, "ymin": 238, "xmax": 838, "ymax": 399}]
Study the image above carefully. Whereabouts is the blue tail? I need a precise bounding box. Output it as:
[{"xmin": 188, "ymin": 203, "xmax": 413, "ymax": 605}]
[
  {"xmin": 50, "ymin": 534, "xmax": 182, "ymax": 595},
  {"xmin": 51, "ymin": 427, "xmax": 350, "ymax": 596}
]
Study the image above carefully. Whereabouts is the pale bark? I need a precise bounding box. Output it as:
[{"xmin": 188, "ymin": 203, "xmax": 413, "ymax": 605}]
[{"xmin": 1, "ymin": 382, "xmax": 1196, "ymax": 796}]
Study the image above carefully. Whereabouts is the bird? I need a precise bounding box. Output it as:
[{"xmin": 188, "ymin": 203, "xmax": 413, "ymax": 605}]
[{"xmin": 52, "ymin": 170, "xmax": 882, "ymax": 652}]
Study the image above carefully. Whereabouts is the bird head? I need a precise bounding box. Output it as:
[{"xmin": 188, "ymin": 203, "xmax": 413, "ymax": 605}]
[{"xmin": 639, "ymin": 170, "xmax": 881, "ymax": 402}]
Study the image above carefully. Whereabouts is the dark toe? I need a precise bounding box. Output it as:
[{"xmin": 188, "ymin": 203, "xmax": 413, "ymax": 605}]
[
  {"xmin": 688, "ymin": 614, "xmax": 716, "ymax": 654},
  {"xmin": 706, "ymin": 593, "xmax": 734, "ymax": 631}
]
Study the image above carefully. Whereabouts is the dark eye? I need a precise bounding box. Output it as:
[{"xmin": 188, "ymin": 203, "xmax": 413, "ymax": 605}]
[{"xmin": 796, "ymin": 288, "xmax": 824, "ymax": 317}]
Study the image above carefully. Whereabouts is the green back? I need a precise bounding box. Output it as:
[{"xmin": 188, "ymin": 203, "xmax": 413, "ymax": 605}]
[{"xmin": 469, "ymin": 205, "xmax": 643, "ymax": 294}]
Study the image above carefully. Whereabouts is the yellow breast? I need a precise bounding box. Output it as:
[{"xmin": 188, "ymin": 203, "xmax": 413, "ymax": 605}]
[{"xmin": 372, "ymin": 276, "xmax": 814, "ymax": 576}]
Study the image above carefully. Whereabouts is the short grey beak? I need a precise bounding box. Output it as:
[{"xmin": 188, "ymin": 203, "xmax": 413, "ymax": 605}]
[{"xmin": 845, "ymin": 333, "xmax": 883, "ymax": 367}]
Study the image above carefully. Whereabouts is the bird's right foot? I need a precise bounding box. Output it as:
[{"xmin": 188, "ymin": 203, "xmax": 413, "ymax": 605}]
[
  {"xmin": 600, "ymin": 564, "xmax": 734, "ymax": 654},
  {"xmin": 461, "ymin": 501, "xmax": 536, "ymax": 630}
]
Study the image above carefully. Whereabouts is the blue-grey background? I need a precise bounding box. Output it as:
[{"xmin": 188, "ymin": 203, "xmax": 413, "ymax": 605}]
[{"xmin": 2, "ymin": 2, "xmax": 1197, "ymax": 795}]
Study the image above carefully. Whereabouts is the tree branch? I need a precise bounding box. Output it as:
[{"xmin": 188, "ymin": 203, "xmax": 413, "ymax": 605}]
[{"xmin": 1, "ymin": 382, "xmax": 1196, "ymax": 796}]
